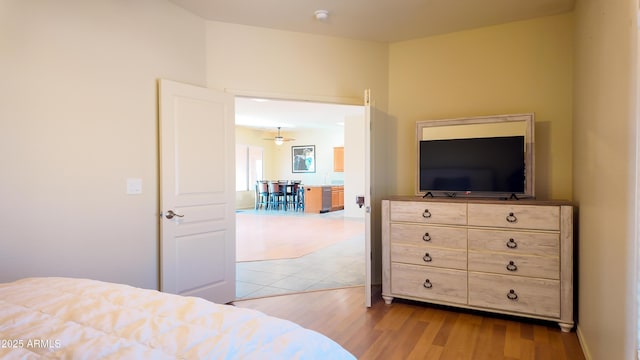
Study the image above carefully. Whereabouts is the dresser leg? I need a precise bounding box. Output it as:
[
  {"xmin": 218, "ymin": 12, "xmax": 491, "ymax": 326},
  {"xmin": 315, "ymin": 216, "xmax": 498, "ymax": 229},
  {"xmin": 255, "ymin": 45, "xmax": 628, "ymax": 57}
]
[
  {"xmin": 382, "ymin": 295, "xmax": 393, "ymax": 305},
  {"xmin": 558, "ymin": 323, "xmax": 573, "ymax": 333}
]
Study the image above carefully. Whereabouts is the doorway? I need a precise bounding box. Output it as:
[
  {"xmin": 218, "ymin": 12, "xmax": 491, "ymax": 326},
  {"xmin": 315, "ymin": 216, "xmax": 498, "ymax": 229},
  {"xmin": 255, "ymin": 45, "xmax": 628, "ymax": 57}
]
[{"xmin": 234, "ymin": 97, "xmax": 366, "ymax": 299}]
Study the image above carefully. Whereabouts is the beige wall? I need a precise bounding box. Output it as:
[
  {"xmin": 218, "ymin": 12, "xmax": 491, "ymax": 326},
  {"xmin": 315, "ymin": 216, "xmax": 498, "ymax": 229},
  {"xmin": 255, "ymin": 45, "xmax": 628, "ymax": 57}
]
[
  {"xmin": 205, "ymin": 21, "xmax": 389, "ymax": 109},
  {"xmin": 0, "ymin": 0, "xmax": 207, "ymax": 289},
  {"xmin": 388, "ymin": 14, "xmax": 574, "ymax": 200},
  {"xmin": 573, "ymin": 0, "xmax": 638, "ymax": 358}
]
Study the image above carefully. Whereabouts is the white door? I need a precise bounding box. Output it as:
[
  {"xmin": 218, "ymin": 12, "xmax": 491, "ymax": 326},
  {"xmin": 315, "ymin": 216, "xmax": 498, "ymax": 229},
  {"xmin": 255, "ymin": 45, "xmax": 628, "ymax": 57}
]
[
  {"xmin": 158, "ymin": 79, "xmax": 236, "ymax": 304},
  {"xmin": 364, "ymin": 89, "xmax": 391, "ymax": 307}
]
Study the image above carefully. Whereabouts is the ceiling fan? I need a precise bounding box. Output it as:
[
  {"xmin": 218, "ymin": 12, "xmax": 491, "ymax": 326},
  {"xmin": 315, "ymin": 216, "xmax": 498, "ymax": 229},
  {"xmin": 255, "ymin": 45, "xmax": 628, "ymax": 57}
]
[{"xmin": 264, "ymin": 127, "xmax": 296, "ymax": 145}]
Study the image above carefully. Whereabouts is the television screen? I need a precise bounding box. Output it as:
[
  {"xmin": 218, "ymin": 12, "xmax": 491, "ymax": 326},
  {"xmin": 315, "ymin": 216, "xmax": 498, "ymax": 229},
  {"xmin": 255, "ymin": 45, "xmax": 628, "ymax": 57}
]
[{"xmin": 419, "ymin": 136, "xmax": 525, "ymax": 196}]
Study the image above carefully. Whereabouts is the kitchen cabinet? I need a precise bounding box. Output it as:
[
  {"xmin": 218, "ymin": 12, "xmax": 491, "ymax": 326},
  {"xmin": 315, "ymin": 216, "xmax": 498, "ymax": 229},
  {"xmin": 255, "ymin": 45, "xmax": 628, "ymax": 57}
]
[
  {"xmin": 333, "ymin": 147, "xmax": 344, "ymax": 172},
  {"xmin": 331, "ymin": 186, "xmax": 344, "ymax": 211},
  {"xmin": 305, "ymin": 185, "xmax": 344, "ymax": 213}
]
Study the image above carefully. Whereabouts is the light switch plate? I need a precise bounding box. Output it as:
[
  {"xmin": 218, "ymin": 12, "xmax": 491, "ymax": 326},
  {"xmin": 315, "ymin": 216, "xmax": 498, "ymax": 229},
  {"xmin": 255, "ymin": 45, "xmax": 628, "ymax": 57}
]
[{"xmin": 126, "ymin": 178, "xmax": 142, "ymax": 195}]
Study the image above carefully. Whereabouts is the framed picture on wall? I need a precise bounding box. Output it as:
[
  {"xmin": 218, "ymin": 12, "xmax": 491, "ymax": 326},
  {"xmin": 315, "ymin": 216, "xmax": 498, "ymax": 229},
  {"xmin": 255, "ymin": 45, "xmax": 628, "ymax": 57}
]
[{"xmin": 292, "ymin": 145, "xmax": 315, "ymax": 173}]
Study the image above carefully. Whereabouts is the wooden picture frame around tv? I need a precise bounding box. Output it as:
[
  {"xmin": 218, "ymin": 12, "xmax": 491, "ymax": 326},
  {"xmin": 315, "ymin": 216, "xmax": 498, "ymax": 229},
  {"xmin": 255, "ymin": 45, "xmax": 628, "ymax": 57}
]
[{"xmin": 415, "ymin": 113, "xmax": 535, "ymax": 199}]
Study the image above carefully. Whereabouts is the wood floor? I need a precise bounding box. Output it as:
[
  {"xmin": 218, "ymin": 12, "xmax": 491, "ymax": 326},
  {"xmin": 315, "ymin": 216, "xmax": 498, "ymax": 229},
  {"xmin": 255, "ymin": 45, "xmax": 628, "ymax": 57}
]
[{"xmin": 234, "ymin": 286, "xmax": 585, "ymax": 360}]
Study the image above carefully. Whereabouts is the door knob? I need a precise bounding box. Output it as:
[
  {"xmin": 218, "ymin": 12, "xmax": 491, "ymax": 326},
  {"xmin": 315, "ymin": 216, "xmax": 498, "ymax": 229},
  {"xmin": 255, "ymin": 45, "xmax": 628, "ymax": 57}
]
[{"xmin": 165, "ymin": 210, "xmax": 184, "ymax": 219}]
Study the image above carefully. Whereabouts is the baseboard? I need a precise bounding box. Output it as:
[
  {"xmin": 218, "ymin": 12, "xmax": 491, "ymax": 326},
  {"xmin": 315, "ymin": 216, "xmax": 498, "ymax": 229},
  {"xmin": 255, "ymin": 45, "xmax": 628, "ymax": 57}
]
[{"xmin": 576, "ymin": 325, "xmax": 593, "ymax": 360}]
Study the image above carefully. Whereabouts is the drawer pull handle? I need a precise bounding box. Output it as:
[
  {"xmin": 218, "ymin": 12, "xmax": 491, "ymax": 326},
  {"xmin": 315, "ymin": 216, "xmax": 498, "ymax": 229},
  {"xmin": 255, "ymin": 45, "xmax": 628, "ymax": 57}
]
[
  {"xmin": 422, "ymin": 209, "xmax": 432, "ymax": 218},
  {"xmin": 506, "ymin": 212, "xmax": 518, "ymax": 223},
  {"xmin": 506, "ymin": 261, "xmax": 518, "ymax": 271},
  {"xmin": 506, "ymin": 238, "xmax": 518, "ymax": 248},
  {"xmin": 423, "ymin": 279, "xmax": 433, "ymax": 289},
  {"xmin": 507, "ymin": 289, "xmax": 519, "ymax": 301},
  {"xmin": 422, "ymin": 233, "xmax": 431, "ymax": 242},
  {"xmin": 423, "ymin": 253, "xmax": 432, "ymax": 262}
]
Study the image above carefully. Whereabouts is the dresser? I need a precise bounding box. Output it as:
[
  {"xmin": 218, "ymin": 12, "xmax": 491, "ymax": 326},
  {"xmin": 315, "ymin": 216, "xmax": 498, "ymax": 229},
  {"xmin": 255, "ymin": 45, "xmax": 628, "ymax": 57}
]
[{"xmin": 381, "ymin": 197, "xmax": 574, "ymax": 332}]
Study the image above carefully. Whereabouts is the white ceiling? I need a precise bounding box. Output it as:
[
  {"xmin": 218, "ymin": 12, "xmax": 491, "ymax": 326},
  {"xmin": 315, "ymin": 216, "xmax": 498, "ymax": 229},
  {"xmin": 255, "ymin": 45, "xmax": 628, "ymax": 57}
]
[
  {"xmin": 168, "ymin": 0, "xmax": 574, "ymax": 43},
  {"xmin": 171, "ymin": 0, "xmax": 575, "ymax": 130},
  {"xmin": 235, "ymin": 97, "xmax": 363, "ymax": 131}
]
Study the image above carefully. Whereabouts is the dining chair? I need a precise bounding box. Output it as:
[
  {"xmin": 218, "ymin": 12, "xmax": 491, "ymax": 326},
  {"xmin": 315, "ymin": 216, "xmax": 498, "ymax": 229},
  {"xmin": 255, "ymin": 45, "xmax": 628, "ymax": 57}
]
[
  {"xmin": 296, "ymin": 186, "xmax": 305, "ymax": 212},
  {"xmin": 255, "ymin": 180, "xmax": 270, "ymax": 210},
  {"xmin": 268, "ymin": 181, "xmax": 285, "ymax": 210},
  {"xmin": 285, "ymin": 182, "xmax": 300, "ymax": 211},
  {"xmin": 277, "ymin": 180, "xmax": 290, "ymax": 209},
  {"xmin": 289, "ymin": 180, "xmax": 302, "ymax": 210}
]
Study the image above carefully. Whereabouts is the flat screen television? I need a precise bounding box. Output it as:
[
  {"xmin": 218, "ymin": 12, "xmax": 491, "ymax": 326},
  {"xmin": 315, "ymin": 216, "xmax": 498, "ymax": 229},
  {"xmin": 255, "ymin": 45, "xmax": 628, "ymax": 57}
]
[{"xmin": 419, "ymin": 135, "xmax": 527, "ymax": 198}]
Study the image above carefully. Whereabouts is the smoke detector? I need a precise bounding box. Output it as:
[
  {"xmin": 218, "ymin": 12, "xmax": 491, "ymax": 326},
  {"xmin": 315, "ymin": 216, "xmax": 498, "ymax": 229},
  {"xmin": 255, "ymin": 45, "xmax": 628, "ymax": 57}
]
[{"xmin": 314, "ymin": 10, "xmax": 329, "ymax": 21}]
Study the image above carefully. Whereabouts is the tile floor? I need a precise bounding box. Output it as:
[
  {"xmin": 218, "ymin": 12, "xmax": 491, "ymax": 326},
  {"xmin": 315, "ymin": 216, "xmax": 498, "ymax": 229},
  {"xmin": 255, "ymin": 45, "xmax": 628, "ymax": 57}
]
[{"xmin": 235, "ymin": 212, "xmax": 365, "ymax": 300}]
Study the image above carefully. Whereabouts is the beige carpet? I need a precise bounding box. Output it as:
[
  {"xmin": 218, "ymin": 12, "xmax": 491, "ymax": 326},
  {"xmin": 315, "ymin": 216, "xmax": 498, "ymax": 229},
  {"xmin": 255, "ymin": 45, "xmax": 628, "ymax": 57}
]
[{"xmin": 236, "ymin": 211, "xmax": 364, "ymax": 262}]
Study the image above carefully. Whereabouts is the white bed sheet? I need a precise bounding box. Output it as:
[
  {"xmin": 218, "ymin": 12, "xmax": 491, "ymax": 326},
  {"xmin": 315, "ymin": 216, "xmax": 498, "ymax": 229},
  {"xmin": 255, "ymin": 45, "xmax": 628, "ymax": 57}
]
[{"xmin": 0, "ymin": 277, "xmax": 356, "ymax": 359}]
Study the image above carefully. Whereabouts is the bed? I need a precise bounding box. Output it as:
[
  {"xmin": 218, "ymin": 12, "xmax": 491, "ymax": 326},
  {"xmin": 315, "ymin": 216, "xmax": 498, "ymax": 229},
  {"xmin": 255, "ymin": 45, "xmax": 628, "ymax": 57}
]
[{"xmin": 0, "ymin": 277, "xmax": 355, "ymax": 359}]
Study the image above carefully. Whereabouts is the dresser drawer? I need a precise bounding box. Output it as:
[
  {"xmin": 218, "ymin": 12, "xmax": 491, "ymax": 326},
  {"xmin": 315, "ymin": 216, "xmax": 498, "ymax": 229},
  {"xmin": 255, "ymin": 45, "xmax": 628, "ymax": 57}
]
[
  {"xmin": 391, "ymin": 223, "xmax": 467, "ymax": 249},
  {"xmin": 391, "ymin": 263, "xmax": 467, "ymax": 304},
  {"xmin": 468, "ymin": 251, "xmax": 558, "ymax": 279},
  {"xmin": 392, "ymin": 244, "xmax": 467, "ymax": 270},
  {"xmin": 468, "ymin": 229, "xmax": 559, "ymax": 257},
  {"xmin": 468, "ymin": 204, "xmax": 559, "ymax": 230},
  {"xmin": 468, "ymin": 272, "xmax": 560, "ymax": 317},
  {"xmin": 390, "ymin": 201, "xmax": 467, "ymax": 225}
]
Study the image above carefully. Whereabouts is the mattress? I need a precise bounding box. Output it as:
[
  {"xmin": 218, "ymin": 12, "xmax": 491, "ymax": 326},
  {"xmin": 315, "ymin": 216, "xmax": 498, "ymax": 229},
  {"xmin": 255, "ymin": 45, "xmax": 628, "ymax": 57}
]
[{"xmin": 0, "ymin": 277, "xmax": 355, "ymax": 359}]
